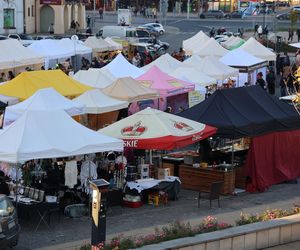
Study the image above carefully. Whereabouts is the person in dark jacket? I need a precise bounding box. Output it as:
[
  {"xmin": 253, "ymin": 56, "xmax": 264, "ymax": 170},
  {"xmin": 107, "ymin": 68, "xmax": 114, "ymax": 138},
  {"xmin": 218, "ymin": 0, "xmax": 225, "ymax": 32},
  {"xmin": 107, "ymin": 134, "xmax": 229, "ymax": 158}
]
[
  {"xmin": 266, "ymin": 68, "xmax": 275, "ymax": 95},
  {"xmin": 256, "ymin": 72, "xmax": 266, "ymax": 90},
  {"xmin": 0, "ymin": 171, "xmax": 9, "ymax": 196}
]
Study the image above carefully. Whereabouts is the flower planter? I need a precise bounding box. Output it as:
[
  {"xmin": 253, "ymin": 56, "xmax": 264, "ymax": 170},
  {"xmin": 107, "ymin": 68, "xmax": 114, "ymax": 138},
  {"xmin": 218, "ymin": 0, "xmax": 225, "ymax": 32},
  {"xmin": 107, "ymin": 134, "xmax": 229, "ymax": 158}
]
[{"xmin": 136, "ymin": 214, "xmax": 300, "ymax": 250}]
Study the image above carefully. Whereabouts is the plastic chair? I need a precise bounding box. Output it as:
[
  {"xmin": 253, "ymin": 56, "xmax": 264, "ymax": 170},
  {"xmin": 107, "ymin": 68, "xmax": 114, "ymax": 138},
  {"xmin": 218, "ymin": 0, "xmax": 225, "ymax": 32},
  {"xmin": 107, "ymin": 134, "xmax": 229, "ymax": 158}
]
[{"xmin": 198, "ymin": 181, "xmax": 223, "ymax": 209}]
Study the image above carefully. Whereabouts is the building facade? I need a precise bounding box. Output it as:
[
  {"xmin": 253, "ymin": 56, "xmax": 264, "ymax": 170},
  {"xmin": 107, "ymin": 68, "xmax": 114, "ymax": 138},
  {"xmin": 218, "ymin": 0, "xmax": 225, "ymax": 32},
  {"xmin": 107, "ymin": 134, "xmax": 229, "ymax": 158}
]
[
  {"xmin": 35, "ymin": 0, "xmax": 86, "ymax": 34},
  {"xmin": 0, "ymin": 0, "xmax": 24, "ymax": 34},
  {"xmin": 24, "ymin": 0, "xmax": 35, "ymax": 34}
]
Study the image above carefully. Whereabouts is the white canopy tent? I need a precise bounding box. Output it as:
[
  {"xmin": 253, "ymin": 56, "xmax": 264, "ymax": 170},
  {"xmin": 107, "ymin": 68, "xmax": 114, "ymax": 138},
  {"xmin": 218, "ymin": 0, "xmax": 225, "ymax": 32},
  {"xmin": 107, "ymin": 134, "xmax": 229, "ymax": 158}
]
[
  {"xmin": 183, "ymin": 55, "xmax": 238, "ymax": 80},
  {"xmin": 194, "ymin": 38, "xmax": 228, "ymax": 57},
  {"xmin": 141, "ymin": 53, "xmax": 183, "ymax": 73},
  {"xmin": 0, "ymin": 39, "xmax": 44, "ymax": 70},
  {"xmin": 170, "ymin": 67, "xmax": 217, "ymax": 88},
  {"xmin": 103, "ymin": 53, "xmax": 144, "ymax": 78},
  {"xmin": 3, "ymin": 88, "xmax": 86, "ymax": 127},
  {"xmin": 0, "ymin": 109, "xmax": 123, "ymax": 163},
  {"xmin": 289, "ymin": 42, "xmax": 300, "ymax": 49},
  {"xmin": 58, "ymin": 38, "xmax": 92, "ymax": 55},
  {"xmin": 84, "ymin": 36, "xmax": 112, "ymax": 53},
  {"xmin": 28, "ymin": 39, "xmax": 75, "ymax": 69},
  {"xmin": 182, "ymin": 31, "xmax": 210, "ymax": 56},
  {"xmin": 104, "ymin": 37, "xmax": 123, "ymax": 50},
  {"xmin": 239, "ymin": 37, "xmax": 276, "ymax": 61},
  {"xmin": 73, "ymin": 89, "xmax": 129, "ymax": 114},
  {"xmin": 220, "ymin": 48, "xmax": 267, "ymax": 69},
  {"xmin": 72, "ymin": 68, "xmax": 116, "ymax": 89}
]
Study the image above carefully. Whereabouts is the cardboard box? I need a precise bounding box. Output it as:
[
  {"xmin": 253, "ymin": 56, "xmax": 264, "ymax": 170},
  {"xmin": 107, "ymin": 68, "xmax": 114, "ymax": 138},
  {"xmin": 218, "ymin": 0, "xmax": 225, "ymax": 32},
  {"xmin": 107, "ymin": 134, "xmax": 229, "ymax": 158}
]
[{"xmin": 157, "ymin": 168, "xmax": 170, "ymax": 180}]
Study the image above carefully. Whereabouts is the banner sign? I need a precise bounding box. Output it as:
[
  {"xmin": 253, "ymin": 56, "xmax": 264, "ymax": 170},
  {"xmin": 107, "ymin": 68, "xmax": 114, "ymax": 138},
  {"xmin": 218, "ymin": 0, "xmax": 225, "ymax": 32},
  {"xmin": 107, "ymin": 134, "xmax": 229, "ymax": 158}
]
[{"xmin": 40, "ymin": 0, "xmax": 62, "ymax": 5}]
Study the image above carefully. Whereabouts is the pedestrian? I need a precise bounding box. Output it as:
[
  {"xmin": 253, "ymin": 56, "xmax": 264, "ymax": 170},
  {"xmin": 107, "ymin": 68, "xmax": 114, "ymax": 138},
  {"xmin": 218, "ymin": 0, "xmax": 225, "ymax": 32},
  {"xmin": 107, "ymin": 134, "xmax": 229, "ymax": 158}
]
[
  {"xmin": 7, "ymin": 71, "xmax": 14, "ymax": 80},
  {"xmin": 86, "ymin": 15, "xmax": 91, "ymax": 27},
  {"xmin": 70, "ymin": 20, "xmax": 76, "ymax": 31},
  {"xmin": 256, "ymin": 72, "xmax": 266, "ymax": 89},
  {"xmin": 0, "ymin": 72, "xmax": 7, "ymax": 83},
  {"xmin": 75, "ymin": 21, "xmax": 80, "ymax": 33},
  {"xmin": 254, "ymin": 24, "xmax": 259, "ymax": 35},
  {"xmin": 99, "ymin": 7, "xmax": 103, "ymax": 19},
  {"xmin": 0, "ymin": 171, "xmax": 9, "ymax": 196},
  {"xmin": 297, "ymin": 27, "xmax": 300, "ymax": 42},
  {"xmin": 276, "ymin": 53, "xmax": 282, "ymax": 75},
  {"xmin": 288, "ymin": 28, "xmax": 294, "ymax": 42},
  {"xmin": 257, "ymin": 25, "xmax": 263, "ymax": 38},
  {"xmin": 152, "ymin": 7, "xmax": 157, "ymax": 19},
  {"xmin": 282, "ymin": 52, "xmax": 290, "ymax": 67},
  {"xmin": 266, "ymin": 68, "xmax": 275, "ymax": 95},
  {"xmin": 48, "ymin": 23, "xmax": 54, "ymax": 34},
  {"xmin": 279, "ymin": 76, "xmax": 286, "ymax": 97},
  {"xmin": 295, "ymin": 50, "xmax": 300, "ymax": 67}
]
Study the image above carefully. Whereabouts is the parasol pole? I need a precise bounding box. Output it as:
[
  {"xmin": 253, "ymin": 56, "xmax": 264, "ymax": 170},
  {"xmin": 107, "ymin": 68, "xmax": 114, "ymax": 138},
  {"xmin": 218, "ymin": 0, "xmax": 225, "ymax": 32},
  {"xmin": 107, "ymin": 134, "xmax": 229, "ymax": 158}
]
[
  {"xmin": 231, "ymin": 139, "xmax": 234, "ymax": 168},
  {"xmin": 149, "ymin": 149, "xmax": 153, "ymax": 164}
]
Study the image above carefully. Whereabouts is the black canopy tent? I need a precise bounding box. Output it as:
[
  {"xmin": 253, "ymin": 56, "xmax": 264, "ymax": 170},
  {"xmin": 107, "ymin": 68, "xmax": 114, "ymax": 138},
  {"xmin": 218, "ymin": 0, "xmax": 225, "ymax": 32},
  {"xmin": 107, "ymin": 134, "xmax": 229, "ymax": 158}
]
[{"xmin": 179, "ymin": 86, "xmax": 300, "ymax": 139}]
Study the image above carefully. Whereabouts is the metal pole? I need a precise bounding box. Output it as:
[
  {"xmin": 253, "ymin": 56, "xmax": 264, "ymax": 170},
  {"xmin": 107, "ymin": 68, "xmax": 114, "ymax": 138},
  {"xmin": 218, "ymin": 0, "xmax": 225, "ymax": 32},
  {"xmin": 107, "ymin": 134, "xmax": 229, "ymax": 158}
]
[
  {"xmin": 187, "ymin": 0, "xmax": 190, "ymax": 19},
  {"xmin": 159, "ymin": 0, "xmax": 162, "ymax": 23},
  {"xmin": 93, "ymin": 0, "xmax": 96, "ymax": 28}
]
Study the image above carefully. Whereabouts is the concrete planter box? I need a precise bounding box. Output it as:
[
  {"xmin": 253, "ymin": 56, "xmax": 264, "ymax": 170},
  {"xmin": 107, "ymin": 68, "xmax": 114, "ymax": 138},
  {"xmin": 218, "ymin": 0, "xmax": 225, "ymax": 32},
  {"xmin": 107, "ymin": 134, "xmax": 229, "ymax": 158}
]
[{"xmin": 136, "ymin": 214, "xmax": 300, "ymax": 250}]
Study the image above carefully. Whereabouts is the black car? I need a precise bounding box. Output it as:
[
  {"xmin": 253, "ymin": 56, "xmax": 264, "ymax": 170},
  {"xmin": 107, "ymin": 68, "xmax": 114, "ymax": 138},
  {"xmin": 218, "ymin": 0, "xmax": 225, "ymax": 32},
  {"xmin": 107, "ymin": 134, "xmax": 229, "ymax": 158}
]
[
  {"xmin": 276, "ymin": 12, "xmax": 291, "ymax": 20},
  {"xmin": 200, "ymin": 10, "xmax": 225, "ymax": 19},
  {"xmin": 224, "ymin": 11, "xmax": 243, "ymax": 19},
  {"xmin": 0, "ymin": 195, "xmax": 20, "ymax": 248}
]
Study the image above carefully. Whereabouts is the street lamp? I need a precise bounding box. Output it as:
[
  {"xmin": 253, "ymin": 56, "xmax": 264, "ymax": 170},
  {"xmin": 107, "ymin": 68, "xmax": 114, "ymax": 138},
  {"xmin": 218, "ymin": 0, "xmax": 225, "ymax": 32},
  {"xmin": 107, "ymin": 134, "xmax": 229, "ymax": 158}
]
[{"xmin": 261, "ymin": 1, "xmax": 267, "ymax": 36}]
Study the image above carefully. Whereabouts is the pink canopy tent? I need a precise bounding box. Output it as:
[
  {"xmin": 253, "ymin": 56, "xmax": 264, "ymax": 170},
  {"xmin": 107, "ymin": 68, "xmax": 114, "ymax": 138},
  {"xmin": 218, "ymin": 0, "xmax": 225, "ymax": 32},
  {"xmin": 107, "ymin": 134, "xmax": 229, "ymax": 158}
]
[{"xmin": 136, "ymin": 65, "xmax": 195, "ymax": 97}]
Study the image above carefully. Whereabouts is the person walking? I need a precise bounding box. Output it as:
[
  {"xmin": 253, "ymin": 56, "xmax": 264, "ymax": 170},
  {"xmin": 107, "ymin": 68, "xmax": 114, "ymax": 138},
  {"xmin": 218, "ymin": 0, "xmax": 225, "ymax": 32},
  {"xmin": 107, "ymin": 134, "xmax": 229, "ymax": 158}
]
[
  {"xmin": 288, "ymin": 28, "xmax": 294, "ymax": 42},
  {"xmin": 266, "ymin": 68, "xmax": 275, "ymax": 95},
  {"xmin": 297, "ymin": 27, "xmax": 300, "ymax": 42},
  {"xmin": 99, "ymin": 8, "xmax": 103, "ymax": 19},
  {"xmin": 86, "ymin": 15, "xmax": 91, "ymax": 27},
  {"xmin": 48, "ymin": 23, "xmax": 54, "ymax": 34}
]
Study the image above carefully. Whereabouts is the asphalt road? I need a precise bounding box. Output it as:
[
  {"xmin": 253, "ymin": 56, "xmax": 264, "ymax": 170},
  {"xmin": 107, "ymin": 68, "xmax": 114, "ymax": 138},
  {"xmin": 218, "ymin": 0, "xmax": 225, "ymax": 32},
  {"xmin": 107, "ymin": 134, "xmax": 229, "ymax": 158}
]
[{"xmin": 91, "ymin": 12, "xmax": 295, "ymax": 51}]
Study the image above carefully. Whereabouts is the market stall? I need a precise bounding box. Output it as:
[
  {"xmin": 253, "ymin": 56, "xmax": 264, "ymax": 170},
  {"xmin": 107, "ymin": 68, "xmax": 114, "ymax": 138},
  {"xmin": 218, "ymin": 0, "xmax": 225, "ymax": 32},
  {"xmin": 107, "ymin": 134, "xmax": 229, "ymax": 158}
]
[
  {"xmin": 28, "ymin": 40, "xmax": 75, "ymax": 70},
  {"xmin": 99, "ymin": 107, "xmax": 217, "ymax": 204},
  {"xmin": 179, "ymin": 86, "xmax": 300, "ymax": 193},
  {"xmin": 220, "ymin": 48, "xmax": 268, "ymax": 86},
  {"xmin": 135, "ymin": 66, "xmax": 195, "ymax": 113},
  {"xmin": 72, "ymin": 68, "xmax": 116, "ymax": 89},
  {"xmin": 0, "ymin": 109, "xmax": 123, "ymax": 223},
  {"xmin": 0, "ymin": 70, "xmax": 91, "ymax": 100},
  {"xmin": 3, "ymin": 88, "xmax": 86, "ymax": 127},
  {"xmin": 221, "ymin": 36, "xmax": 245, "ymax": 50},
  {"xmin": 73, "ymin": 89, "xmax": 129, "ymax": 130},
  {"xmin": 57, "ymin": 38, "xmax": 92, "ymax": 71},
  {"xmin": 0, "ymin": 39, "xmax": 44, "ymax": 74}
]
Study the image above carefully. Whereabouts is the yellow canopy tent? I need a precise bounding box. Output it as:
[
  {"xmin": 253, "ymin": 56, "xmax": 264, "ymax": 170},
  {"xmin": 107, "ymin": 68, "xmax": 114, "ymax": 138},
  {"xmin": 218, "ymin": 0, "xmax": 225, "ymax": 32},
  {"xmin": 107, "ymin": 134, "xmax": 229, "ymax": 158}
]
[{"xmin": 0, "ymin": 70, "xmax": 92, "ymax": 100}]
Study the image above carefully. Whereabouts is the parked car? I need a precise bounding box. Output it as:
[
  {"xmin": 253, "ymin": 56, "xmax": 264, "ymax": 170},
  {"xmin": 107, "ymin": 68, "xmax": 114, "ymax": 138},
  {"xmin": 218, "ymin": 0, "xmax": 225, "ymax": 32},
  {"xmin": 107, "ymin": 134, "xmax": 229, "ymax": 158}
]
[
  {"xmin": 136, "ymin": 29, "xmax": 151, "ymax": 38},
  {"xmin": 276, "ymin": 12, "xmax": 291, "ymax": 20},
  {"xmin": 200, "ymin": 10, "xmax": 225, "ymax": 19},
  {"xmin": 292, "ymin": 5, "xmax": 300, "ymax": 12},
  {"xmin": 142, "ymin": 23, "xmax": 165, "ymax": 35},
  {"xmin": 97, "ymin": 26, "xmax": 137, "ymax": 39},
  {"xmin": 33, "ymin": 35, "xmax": 54, "ymax": 40},
  {"xmin": 7, "ymin": 34, "xmax": 34, "ymax": 46},
  {"xmin": 224, "ymin": 11, "xmax": 243, "ymax": 19},
  {"xmin": 0, "ymin": 195, "xmax": 20, "ymax": 248},
  {"xmin": 0, "ymin": 35, "xmax": 8, "ymax": 40},
  {"xmin": 137, "ymin": 25, "xmax": 159, "ymax": 37}
]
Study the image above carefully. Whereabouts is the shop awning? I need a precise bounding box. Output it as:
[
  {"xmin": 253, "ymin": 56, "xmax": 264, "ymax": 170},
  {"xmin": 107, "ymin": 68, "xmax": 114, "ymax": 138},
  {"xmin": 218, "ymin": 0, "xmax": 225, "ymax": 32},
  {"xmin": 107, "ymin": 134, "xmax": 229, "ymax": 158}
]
[{"xmin": 98, "ymin": 107, "xmax": 216, "ymax": 150}]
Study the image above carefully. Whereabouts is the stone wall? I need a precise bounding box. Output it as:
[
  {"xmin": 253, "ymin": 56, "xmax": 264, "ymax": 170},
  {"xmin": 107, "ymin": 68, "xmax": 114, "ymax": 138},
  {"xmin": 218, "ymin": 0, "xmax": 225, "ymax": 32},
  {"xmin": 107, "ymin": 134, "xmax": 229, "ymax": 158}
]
[{"xmin": 137, "ymin": 214, "xmax": 300, "ymax": 250}]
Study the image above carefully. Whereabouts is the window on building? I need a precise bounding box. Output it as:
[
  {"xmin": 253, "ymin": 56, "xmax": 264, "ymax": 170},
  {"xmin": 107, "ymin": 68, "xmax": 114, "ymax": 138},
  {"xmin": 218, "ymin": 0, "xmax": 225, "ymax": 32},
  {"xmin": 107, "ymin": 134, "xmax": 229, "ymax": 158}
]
[
  {"xmin": 28, "ymin": 7, "xmax": 30, "ymax": 17},
  {"xmin": 3, "ymin": 9, "xmax": 15, "ymax": 29}
]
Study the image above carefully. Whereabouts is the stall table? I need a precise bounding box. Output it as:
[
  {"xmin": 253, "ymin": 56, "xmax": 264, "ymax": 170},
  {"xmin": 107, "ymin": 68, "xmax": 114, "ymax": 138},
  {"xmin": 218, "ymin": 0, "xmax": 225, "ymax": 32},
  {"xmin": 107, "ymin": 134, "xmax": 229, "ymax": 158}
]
[{"xmin": 179, "ymin": 165, "xmax": 235, "ymax": 195}]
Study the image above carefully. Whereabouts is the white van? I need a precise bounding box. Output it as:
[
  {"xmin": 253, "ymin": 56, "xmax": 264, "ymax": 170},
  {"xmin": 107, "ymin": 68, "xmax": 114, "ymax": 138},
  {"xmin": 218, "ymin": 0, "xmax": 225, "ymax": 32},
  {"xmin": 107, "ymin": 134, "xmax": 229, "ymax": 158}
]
[{"xmin": 97, "ymin": 26, "xmax": 137, "ymax": 39}]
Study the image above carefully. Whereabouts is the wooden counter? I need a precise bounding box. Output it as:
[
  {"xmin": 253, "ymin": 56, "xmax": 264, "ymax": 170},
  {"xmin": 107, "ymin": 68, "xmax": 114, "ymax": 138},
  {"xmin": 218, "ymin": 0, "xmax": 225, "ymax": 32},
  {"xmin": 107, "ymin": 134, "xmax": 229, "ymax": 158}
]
[{"xmin": 179, "ymin": 164, "xmax": 235, "ymax": 195}]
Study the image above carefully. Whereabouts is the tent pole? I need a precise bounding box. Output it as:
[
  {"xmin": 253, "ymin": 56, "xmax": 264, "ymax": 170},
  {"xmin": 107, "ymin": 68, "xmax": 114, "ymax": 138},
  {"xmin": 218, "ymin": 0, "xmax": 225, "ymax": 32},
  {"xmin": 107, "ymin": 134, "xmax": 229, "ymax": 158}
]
[
  {"xmin": 231, "ymin": 139, "xmax": 234, "ymax": 168},
  {"xmin": 88, "ymin": 156, "xmax": 91, "ymax": 218},
  {"xmin": 15, "ymin": 163, "xmax": 19, "ymax": 210}
]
